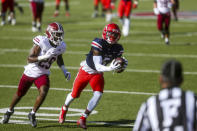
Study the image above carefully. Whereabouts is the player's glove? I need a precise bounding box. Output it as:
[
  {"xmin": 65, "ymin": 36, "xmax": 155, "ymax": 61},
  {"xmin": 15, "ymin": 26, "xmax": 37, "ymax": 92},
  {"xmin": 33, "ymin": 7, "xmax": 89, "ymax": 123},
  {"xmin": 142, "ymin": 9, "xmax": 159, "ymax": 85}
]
[
  {"xmin": 109, "ymin": 59, "xmax": 121, "ymax": 71},
  {"xmin": 153, "ymin": 8, "xmax": 159, "ymax": 15},
  {"xmin": 61, "ymin": 66, "xmax": 71, "ymax": 81},
  {"xmin": 122, "ymin": 57, "xmax": 128, "ymax": 70}
]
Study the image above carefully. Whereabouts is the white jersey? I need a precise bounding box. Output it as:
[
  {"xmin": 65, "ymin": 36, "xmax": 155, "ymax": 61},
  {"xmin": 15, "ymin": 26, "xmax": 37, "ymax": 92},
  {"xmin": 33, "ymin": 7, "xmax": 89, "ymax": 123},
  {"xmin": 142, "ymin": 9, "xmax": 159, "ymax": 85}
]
[
  {"xmin": 24, "ymin": 35, "xmax": 66, "ymax": 78},
  {"xmin": 155, "ymin": 0, "xmax": 171, "ymax": 14}
]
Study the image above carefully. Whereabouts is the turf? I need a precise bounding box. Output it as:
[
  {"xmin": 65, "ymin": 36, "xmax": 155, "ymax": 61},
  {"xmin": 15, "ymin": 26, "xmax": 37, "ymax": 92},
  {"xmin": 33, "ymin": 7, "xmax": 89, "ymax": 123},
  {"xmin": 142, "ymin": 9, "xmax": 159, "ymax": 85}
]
[{"xmin": 0, "ymin": 0, "xmax": 197, "ymax": 130}]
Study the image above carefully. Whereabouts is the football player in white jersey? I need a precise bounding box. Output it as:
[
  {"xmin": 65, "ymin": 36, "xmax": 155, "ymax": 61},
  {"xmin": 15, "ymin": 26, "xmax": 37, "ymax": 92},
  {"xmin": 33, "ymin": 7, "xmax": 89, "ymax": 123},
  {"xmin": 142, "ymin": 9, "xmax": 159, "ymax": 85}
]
[
  {"xmin": 1, "ymin": 22, "xmax": 71, "ymax": 127},
  {"xmin": 153, "ymin": 0, "xmax": 175, "ymax": 45}
]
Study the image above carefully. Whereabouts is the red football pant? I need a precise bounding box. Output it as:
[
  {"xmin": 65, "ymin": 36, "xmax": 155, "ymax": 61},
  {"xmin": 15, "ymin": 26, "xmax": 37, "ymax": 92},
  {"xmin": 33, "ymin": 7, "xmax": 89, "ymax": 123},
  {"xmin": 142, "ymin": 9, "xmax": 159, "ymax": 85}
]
[
  {"xmin": 71, "ymin": 68, "xmax": 104, "ymax": 98},
  {"xmin": 157, "ymin": 13, "xmax": 171, "ymax": 33},
  {"xmin": 1, "ymin": 0, "xmax": 14, "ymax": 13},
  {"xmin": 102, "ymin": 0, "xmax": 111, "ymax": 10},
  {"xmin": 30, "ymin": 1, "xmax": 44, "ymax": 19},
  {"xmin": 118, "ymin": 0, "xmax": 132, "ymax": 18},
  {"xmin": 17, "ymin": 74, "xmax": 49, "ymax": 97}
]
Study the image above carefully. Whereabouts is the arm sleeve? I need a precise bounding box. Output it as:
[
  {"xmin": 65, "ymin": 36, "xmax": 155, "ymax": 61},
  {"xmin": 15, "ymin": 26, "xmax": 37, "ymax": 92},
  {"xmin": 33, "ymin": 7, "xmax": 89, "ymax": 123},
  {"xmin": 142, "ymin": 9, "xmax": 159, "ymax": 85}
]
[
  {"xmin": 93, "ymin": 56, "xmax": 112, "ymax": 72},
  {"xmin": 133, "ymin": 103, "xmax": 151, "ymax": 131}
]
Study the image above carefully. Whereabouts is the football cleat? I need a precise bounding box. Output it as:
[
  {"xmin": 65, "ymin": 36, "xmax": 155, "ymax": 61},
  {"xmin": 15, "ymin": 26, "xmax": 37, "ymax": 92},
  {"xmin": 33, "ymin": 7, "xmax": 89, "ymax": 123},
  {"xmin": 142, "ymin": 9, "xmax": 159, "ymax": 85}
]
[
  {"xmin": 1, "ymin": 21, "xmax": 5, "ymax": 26},
  {"xmin": 1, "ymin": 110, "xmax": 14, "ymax": 124},
  {"xmin": 165, "ymin": 37, "xmax": 170, "ymax": 45},
  {"xmin": 53, "ymin": 11, "xmax": 59, "ymax": 17},
  {"xmin": 102, "ymin": 23, "xmax": 121, "ymax": 44},
  {"xmin": 59, "ymin": 106, "xmax": 67, "ymax": 124},
  {"xmin": 65, "ymin": 12, "xmax": 70, "ymax": 17},
  {"xmin": 28, "ymin": 112, "xmax": 37, "ymax": 127},
  {"xmin": 92, "ymin": 12, "xmax": 98, "ymax": 18},
  {"xmin": 77, "ymin": 116, "xmax": 87, "ymax": 129}
]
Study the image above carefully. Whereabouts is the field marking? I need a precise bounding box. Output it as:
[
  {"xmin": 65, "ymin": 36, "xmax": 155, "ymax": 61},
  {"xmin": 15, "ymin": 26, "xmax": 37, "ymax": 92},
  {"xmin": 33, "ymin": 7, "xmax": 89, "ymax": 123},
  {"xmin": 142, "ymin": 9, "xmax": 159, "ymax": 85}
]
[
  {"xmin": 0, "ymin": 107, "xmax": 133, "ymax": 127},
  {"xmin": 1, "ymin": 48, "xmax": 197, "ymax": 59},
  {"xmin": 0, "ymin": 107, "xmax": 97, "ymax": 117},
  {"xmin": 0, "ymin": 36, "xmax": 196, "ymax": 45},
  {"xmin": 0, "ymin": 116, "xmax": 133, "ymax": 127},
  {"xmin": 0, "ymin": 64, "xmax": 197, "ymax": 75},
  {"xmin": 0, "ymin": 85, "xmax": 156, "ymax": 96}
]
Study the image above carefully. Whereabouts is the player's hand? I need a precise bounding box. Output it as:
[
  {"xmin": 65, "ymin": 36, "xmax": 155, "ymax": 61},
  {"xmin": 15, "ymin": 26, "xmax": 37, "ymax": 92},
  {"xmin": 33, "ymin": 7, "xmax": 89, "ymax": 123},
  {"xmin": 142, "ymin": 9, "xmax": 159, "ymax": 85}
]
[
  {"xmin": 37, "ymin": 54, "xmax": 51, "ymax": 61},
  {"xmin": 153, "ymin": 8, "xmax": 159, "ymax": 15},
  {"xmin": 61, "ymin": 65, "xmax": 71, "ymax": 81},
  {"xmin": 122, "ymin": 57, "xmax": 128, "ymax": 69},
  {"xmin": 63, "ymin": 71, "xmax": 71, "ymax": 81},
  {"xmin": 110, "ymin": 59, "xmax": 121, "ymax": 70},
  {"xmin": 45, "ymin": 48, "xmax": 57, "ymax": 56}
]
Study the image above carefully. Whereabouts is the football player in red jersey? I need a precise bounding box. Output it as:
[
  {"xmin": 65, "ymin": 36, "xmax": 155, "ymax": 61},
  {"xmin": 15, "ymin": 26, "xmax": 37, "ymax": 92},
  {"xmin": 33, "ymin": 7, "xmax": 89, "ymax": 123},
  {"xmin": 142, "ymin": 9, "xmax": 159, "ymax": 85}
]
[
  {"xmin": 1, "ymin": 22, "xmax": 71, "ymax": 127},
  {"xmin": 30, "ymin": 0, "xmax": 44, "ymax": 32},
  {"xmin": 1, "ymin": 0, "xmax": 16, "ymax": 26},
  {"xmin": 118, "ymin": 0, "xmax": 138, "ymax": 37},
  {"xmin": 53, "ymin": 0, "xmax": 70, "ymax": 17},
  {"xmin": 59, "ymin": 23, "xmax": 128, "ymax": 129}
]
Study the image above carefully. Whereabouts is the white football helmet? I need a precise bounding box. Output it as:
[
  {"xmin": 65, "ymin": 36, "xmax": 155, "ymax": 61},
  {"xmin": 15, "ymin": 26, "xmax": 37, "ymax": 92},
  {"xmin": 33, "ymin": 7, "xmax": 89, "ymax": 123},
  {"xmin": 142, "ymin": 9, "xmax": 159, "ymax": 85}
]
[{"xmin": 46, "ymin": 22, "xmax": 64, "ymax": 46}]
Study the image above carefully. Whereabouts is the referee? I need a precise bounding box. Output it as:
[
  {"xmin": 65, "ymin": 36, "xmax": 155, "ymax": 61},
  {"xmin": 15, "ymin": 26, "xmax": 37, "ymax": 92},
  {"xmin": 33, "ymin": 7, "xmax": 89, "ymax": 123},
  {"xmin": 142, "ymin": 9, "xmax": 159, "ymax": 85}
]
[{"xmin": 133, "ymin": 59, "xmax": 197, "ymax": 131}]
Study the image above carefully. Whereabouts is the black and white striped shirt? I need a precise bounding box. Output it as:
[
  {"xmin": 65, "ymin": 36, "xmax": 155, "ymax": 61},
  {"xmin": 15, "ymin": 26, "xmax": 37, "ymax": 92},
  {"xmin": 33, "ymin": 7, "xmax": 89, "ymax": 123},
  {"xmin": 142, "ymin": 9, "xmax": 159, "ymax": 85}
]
[{"xmin": 133, "ymin": 87, "xmax": 197, "ymax": 131}]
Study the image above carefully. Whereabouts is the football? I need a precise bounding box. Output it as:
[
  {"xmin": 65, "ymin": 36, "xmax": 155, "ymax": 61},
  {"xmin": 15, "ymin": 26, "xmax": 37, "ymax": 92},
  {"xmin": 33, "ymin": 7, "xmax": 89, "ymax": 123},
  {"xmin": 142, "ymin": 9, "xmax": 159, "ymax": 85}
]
[{"xmin": 114, "ymin": 57, "xmax": 128, "ymax": 73}]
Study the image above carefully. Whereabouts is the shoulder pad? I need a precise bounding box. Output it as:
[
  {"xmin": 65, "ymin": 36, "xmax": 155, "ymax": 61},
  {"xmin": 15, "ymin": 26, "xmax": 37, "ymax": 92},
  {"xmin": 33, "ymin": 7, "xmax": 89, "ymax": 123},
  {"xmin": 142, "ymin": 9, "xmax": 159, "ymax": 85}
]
[{"xmin": 91, "ymin": 38, "xmax": 103, "ymax": 51}]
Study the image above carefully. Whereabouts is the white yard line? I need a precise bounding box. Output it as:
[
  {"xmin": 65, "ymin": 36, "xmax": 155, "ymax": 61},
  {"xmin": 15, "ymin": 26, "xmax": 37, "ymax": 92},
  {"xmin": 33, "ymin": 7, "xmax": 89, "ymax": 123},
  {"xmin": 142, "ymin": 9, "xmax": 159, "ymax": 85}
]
[
  {"xmin": 0, "ymin": 85, "xmax": 156, "ymax": 96},
  {"xmin": 0, "ymin": 115, "xmax": 133, "ymax": 127},
  {"xmin": 1, "ymin": 48, "xmax": 197, "ymax": 58},
  {"xmin": 0, "ymin": 64, "xmax": 197, "ymax": 75}
]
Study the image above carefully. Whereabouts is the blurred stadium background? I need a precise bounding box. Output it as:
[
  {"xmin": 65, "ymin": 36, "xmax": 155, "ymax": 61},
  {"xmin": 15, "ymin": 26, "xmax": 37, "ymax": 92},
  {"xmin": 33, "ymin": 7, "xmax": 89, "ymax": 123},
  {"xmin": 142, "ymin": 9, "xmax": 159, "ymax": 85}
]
[{"xmin": 0, "ymin": 0, "xmax": 197, "ymax": 130}]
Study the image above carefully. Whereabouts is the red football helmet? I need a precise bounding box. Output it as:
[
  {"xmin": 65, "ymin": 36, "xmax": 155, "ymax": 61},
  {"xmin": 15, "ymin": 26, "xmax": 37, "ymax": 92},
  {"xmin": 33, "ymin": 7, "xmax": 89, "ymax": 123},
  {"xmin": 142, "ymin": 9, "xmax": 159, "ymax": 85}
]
[
  {"xmin": 102, "ymin": 23, "xmax": 121, "ymax": 44},
  {"xmin": 46, "ymin": 22, "xmax": 64, "ymax": 46}
]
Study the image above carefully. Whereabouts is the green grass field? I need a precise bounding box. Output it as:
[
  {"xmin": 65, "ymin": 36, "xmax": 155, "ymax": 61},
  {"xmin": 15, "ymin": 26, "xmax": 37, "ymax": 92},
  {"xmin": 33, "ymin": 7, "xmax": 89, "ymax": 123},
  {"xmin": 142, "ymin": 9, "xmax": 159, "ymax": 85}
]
[{"xmin": 0, "ymin": 0, "xmax": 197, "ymax": 130}]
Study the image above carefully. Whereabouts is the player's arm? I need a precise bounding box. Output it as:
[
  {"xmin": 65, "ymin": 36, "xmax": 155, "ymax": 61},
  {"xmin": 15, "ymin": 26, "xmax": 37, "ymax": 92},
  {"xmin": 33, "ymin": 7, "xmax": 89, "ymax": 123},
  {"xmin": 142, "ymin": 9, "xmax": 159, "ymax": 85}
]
[
  {"xmin": 27, "ymin": 44, "xmax": 41, "ymax": 63},
  {"xmin": 153, "ymin": 0, "xmax": 159, "ymax": 15},
  {"xmin": 28, "ymin": 44, "xmax": 55, "ymax": 63},
  {"xmin": 57, "ymin": 54, "xmax": 71, "ymax": 81},
  {"xmin": 92, "ymin": 48, "xmax": 120, "ymax": 72}
]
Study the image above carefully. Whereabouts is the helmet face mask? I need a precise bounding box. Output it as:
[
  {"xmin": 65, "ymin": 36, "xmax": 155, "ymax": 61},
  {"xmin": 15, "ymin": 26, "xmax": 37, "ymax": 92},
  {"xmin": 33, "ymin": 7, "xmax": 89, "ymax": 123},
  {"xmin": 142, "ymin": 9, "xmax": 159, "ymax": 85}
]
[
  {"xmin": 102, "ymin": 23, "xmax": 121, "ymax": 44},
  {"xmin": 46, "ymin": 22, "xmax": 64, "ymax": 46}
]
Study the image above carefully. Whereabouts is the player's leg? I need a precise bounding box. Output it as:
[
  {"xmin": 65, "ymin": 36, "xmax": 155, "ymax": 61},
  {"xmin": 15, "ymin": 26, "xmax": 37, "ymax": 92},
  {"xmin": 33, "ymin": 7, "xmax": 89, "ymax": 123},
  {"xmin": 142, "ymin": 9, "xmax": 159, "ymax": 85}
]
[
  {"xmin": 105, "ymin": 0, "xmax": 112, "ymax": 22},
  {"xmin": 14, "ymin": 1, "xmax": 24, "ymax": 14},
  {"xmin": 172, "ymin": 0, "xmax": 179, "ymax": 21},
  {"xmin": 157, "ymin": 14, "xmax": 165, "ymax": 39},
  {"xmin": 1, "ymin": 1, "xmax": 7, "ymax": 26},
  {"xmin": 92, "ymin": 0, "xmax": 99, "ymax": 18},
  {"xmin": 30, "ymin": 1, "xmax": 37, "ymax": 32},
  {"xmin": 28, "ymin": 75, "xmax": 49, "ymax": 127},
  {"xmin": 54, "ymin": 0, "xmax": 60, "ymax": 17},
  {"xmin": 64, "ymin": 0, "xmax": 70, "ymax": 17},
  {"xmin": 118, "ymin": 0, "xmax": 124, "ymax": 24},
  {"xmin": 122, "ymin": 1, "xmax": 131, "ymax": 37},
  {"xmin": 59, "ymin": 68, "xmax": 89, "ymax": 123},
  {"xmin": 77, "ymin": 73, "xmax": 104, "ymax": 129},
  {"xmin": 8, "ymin": 0, "xmax": 16, "ymax": 25},
  {"xmin": 164, "ymin": 13, "xmax": 171, "ymax": 45},
  {"xmin": 36, "ymin": 2, "xmax": 44, "ymax": 32},
  {"xmin": 1, "ymin": 74, "xmax": 34, "ymax": 124}
]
